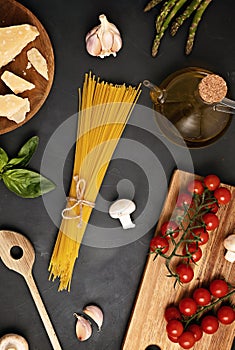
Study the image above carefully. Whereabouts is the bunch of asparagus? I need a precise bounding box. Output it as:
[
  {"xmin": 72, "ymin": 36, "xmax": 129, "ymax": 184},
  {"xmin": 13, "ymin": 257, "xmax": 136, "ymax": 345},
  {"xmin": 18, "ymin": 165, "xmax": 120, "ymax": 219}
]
[{"xmin": 144, "ymin": 0, "xmax": 213, "ymax": 56}]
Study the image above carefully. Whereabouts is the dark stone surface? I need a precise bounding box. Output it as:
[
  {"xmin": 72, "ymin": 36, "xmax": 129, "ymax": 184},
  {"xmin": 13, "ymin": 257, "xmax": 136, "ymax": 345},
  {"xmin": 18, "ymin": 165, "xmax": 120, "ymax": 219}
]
[{"xmin": 0, "ymin": 1, "xmax": 235, "ymax": 349}]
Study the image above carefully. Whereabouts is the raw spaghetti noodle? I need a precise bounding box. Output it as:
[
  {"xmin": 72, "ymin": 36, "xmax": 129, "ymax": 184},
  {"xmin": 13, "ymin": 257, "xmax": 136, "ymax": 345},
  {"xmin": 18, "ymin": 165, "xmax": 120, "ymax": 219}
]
[{"xmin": 49, "ymin": 72, "xmax": 141, "ymax": 291}]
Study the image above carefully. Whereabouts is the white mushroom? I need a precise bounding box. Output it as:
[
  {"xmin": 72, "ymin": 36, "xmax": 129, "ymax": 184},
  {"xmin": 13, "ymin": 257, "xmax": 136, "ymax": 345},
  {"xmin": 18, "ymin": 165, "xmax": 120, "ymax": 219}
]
[
  {"xmin": 0, "ymin": 334, "xmax": 28, "ymax": 350},
  {"xmin": 223, "ymin": 234, "xmax": 235, "ymax": 262},
  {"xmin": 109, "ymin": 199, "xmax": 136, "ymax": 229}
]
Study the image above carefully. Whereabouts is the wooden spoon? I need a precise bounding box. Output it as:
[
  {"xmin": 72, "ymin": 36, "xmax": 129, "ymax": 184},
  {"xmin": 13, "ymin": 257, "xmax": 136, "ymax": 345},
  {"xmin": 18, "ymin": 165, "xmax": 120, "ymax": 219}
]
[{"xmin": 0, "ymin": 230, "xmax": 62, "ymax": 350}]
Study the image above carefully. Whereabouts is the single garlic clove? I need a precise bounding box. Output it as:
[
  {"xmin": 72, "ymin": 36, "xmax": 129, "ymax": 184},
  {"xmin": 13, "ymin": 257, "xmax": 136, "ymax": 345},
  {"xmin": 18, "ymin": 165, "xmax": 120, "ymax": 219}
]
[
  {"xmin": 74, "ymin": 313, "xmax": 92, "ymax": 341},
  {"xmin": 100, "ymin": 30, "xmax": 113, "ymax": 51},
  {"xmin": 107, "ymin": 22, "xmax": 122, "ymax": 35},
  {"xmin": 86, "ymin": 34, "xmax": 102, "ymax": 56},
  {"xmin": 83, "ymin": 305, "xmax": 104, "ymax": 331},
  {"xmin": 111, "ymin": 34, "xmax": 122, "ymax": 53},
  {"xmin": 85, "ymin": 25, "xmax": 99, "ymax": 42}
]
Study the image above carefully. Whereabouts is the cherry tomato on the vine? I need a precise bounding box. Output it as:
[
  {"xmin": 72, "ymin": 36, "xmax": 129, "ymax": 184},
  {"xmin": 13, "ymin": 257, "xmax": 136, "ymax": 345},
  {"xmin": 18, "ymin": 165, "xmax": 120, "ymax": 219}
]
[
  {"xmin": 193, "ymin": 287, "xmax": 211, "ymax": 306},
  {"xmin": 187, "ymin": 179, "xmax": 204, "ymax": 195},
  {"xmin": 214, "ymin": 187, "xmax": 232, "ymax": 205},
  {"xmin": 202, "ymin": 213, "xmax": 219, "ymax": 231},
  {"xmin": 204, "ymin": 174, "xmax": 220, "ymax": 191},
  {"xmin": 176, "ymin": 263, "xmax": 194, "ymax": 284},
  {"xmin": 182, "ymin": 243, "xmax": 202, "ymax": 263},
  {"xmin": 150, "ymin": 236, "xmax": 169, "ymax": 254},
  {"xmin": 166, "ymin": 319, "xmax": 184, "ymax": 337},
  {"xmin": 190, "ymin": 227, "xmax": 209, "ymax": 245},
  {"xmin": 204, "ymin": 199, "xmax": 219, "ymax": 213},
  {"xmin": 161, "ymin": 221, "xmax": 179, "ymax": 239},
  {"xmin": 201, "ymin": 315, "xmax": 219, "ymax": 334},
  {"xmin": 167, "ymin": 334, "xmax": 179, "ymax": 343},
  {"xmin": 176, "ymin": 193, "xmax": 192, "ymax": 208},
  {"xmin": 178, "ymin": 331, "xmax": 196, "ymax": 349},
  {"xmin": 187, "ymin": 324, "xmax": 203, "ymax": 341},
  {"xmin": 209, "ymin": 279, "xmax": 229, "ymax": 298},
  {"xmin": 217, "ymin": 306, "xmax": 235, "ymax": 325},
  {"xmin": 164, "ymin": 306, "xmax": 181, "ymax": 322},
  {"xmin": 179, "ymin": 297, "xmax": 197, "ymax": 316}
]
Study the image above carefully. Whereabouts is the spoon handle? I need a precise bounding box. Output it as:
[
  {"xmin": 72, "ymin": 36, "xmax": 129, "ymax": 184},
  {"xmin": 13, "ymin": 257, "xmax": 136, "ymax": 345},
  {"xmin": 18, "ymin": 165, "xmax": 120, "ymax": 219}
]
[{"xmin": 24, "ymin": 273, "xmax": 62, "ymax": 350}]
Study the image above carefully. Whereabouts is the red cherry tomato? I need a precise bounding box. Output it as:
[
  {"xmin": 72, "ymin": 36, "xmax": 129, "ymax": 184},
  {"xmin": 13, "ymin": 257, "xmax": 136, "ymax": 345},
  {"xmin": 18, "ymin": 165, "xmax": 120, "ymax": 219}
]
[
  {"xmin": 187, "ymin": 180, "xmax": 204, "ymax": 195},
  {"xmin": 217, "ymin": 306, "xmax": 235, "ymax": 325},
  {"xmin": 167, "ymin": 334, "xmax": 179, "ymax": 343},
  {"xmin": 193, "ymin": 288, "xmax": 211, "ymax": 306},
  {"xmin": 176, "ymin": 193, "xmax": 192, "ymax": 208},
  {"xmin": 214, "ymin": 187, "xmax": 232, "ymax": 205},
  {"xmin": 182, "ymin": 243, "xmax": 202, "ymax": 263},
  {"xmin": 202, "ymin": 213, "xmax": 219, "ymax": 231},
  {"xmin": 201, "ymin": 315, "xmax": 219, "ymax": 334},
  {"xmin": 166, "ymin": 319, "xmax": 184, "ymax": 337},
  {"xmin": 150, "ymin": 236, "xmax": 169, "ymax": 254},
  {"xmin": 179, "ymin": 298, "xmax": 197, "ymax": 316},
  {"xmin": 187, "ymin": 324, "xmax": 203, "ymax": 341},
  {"xmin": 176, "ymin": 264, "xmax": 194, "ymax": 284},
  {"xmin": 164, "ymin": 306, "xmax": 181, "ymax": 322},
  {"xmin": 161, "ymin": 221, "xmax": 179, "ymax": 239},
  {"xmin": 204, "ymin": 174, "xmax": 220, "ymax": 191},
  {"xmin": 209, "ymin": 279, "xmax": 229, "ymax": 298},
  {"xmin": 178, "ymin": 331, "xmax": 196, "ymax": 349},
  {"xmin": 190, "ymin": 227, "xmax": 209, "ymax": 245}
]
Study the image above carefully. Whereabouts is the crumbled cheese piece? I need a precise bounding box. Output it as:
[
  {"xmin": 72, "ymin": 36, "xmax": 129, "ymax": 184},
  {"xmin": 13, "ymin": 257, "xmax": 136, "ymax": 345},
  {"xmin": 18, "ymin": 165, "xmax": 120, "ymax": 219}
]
[
  {"xmin": 0, "ymin": 24, "xmax": 39, "ymax": 69},
  {"xmin": 0, "ymin": 94, "xmax": 30, "ymax": 123},
  {"xmin": 27, "ymin": 48, "xmax": 48, "ymax": 80},
  {"xmin": 1, "ymin": 71, "xmax": 35, "ymax": 94}
]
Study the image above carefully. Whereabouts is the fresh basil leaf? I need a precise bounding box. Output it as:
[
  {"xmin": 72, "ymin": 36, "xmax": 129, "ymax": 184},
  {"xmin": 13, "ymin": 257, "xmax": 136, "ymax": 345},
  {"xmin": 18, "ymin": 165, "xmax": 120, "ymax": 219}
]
[
  {"xmin": 0, "ymin": 148, "xmax": 8, "ymax": 172},
  {"xmin": 7, "ymin": 136, "xmax": 39, "ymax": 169},
  {"xmin": 2, "ymin": 168, "xmax": 56, "ymax": 198}
]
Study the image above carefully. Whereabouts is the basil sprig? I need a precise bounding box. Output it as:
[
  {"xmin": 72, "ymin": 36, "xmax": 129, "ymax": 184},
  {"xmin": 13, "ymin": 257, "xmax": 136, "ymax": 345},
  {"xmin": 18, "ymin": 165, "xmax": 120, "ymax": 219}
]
[{"xmin": 0, "ymin": 136, "xmax": 55, "ymax": 198}]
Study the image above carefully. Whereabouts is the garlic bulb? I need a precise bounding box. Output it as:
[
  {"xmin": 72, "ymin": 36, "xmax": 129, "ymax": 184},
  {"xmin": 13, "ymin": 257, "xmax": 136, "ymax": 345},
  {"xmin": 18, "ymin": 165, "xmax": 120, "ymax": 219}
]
[
  {"xmin": 83, "ymin": 305, "xmax": 104, "ymax": 331},
  {"xmin": 86, "ymin": 14, "xmax": 122, "ymax": 58},
  {"xmin": 74, "ymin": 313, "xmax": 92, "ymax": 341}
]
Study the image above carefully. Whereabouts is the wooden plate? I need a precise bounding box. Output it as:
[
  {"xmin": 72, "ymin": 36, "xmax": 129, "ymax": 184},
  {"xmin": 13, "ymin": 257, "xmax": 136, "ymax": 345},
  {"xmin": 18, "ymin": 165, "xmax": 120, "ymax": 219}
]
[
  {"xmin": 123, "ymin": 170, "xmax": 235, "ymax": 350},
  {"xmin": 0, "ymin": 0, "xmax": 54, "ymax": 134}
]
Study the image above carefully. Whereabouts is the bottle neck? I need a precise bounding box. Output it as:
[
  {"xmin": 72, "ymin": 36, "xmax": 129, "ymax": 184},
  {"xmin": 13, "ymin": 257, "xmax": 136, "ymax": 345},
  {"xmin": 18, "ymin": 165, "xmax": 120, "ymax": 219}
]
[{"xmin": 143, "ymin": 80, "xmax": 166, "ymax": 104}]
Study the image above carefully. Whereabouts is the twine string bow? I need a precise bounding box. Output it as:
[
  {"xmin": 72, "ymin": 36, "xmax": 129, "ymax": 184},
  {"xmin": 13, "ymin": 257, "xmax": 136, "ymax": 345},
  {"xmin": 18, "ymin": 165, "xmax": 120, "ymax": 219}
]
[{"xmin": 61, "ymin": 176, "xmax": 95, "ymax": 226}]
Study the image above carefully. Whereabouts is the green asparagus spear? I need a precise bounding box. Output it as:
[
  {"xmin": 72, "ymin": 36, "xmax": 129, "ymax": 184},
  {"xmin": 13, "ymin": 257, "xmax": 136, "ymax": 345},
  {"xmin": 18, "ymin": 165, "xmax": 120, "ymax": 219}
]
[
  {"xmin": 152, "ymin": 0, "xmax": 188, "ymax": 56},
  {"xmin": 171, "ymin": 0, "xmax": 203, "ymax": 36},
  {"xmin": 156, "ymin": 0, "xmax": 178, "ymax": 33},
  {"xmin": 144, "ymin": 0, "xmax": 164, "ymax": 12},
  {"xmin": 185, "ymin": 0, "xmax": 213, "ymax": 54}
]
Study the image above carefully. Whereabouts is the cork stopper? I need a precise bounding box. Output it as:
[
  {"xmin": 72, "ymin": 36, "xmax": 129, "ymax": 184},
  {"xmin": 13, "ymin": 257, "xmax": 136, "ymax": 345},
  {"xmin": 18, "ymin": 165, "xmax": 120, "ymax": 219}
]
[{"xmin": 198, "ymin": 74, "xmax": 227, "ymax": 104}]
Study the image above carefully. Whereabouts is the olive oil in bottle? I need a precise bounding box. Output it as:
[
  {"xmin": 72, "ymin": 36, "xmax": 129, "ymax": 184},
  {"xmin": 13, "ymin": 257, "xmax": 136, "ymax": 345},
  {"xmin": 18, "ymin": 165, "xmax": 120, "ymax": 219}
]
[{"xmin": 145, "ymin": 67, "xmax": 232, "ymax": 148}]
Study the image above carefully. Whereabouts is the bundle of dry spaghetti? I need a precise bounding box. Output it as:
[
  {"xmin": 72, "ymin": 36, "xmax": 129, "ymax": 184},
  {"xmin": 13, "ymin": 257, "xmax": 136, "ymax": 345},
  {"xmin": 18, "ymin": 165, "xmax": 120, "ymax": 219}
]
[{"xmin": 49, "ymin": 72, "xmax": 141, "ymax": 291}]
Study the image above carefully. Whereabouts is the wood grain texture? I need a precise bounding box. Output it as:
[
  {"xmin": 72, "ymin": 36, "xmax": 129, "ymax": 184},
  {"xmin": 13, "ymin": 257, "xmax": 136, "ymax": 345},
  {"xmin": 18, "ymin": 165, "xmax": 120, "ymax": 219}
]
[
  {"xmin": 0, "ymin": 230, "xmax": 62, "ymax": 350},
  {"xmin": 122, "ymin": 169, "xmax": 235, "ymax": 350},
  {"xmin": 0, "ymin": 0, "xmax": 54, "ymax": 134}
]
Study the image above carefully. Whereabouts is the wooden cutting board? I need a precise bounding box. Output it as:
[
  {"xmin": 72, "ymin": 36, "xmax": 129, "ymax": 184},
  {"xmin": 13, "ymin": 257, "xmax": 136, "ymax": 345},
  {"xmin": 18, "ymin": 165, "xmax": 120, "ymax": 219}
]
[{"xmin": 122, "ymin": 169, "xmax": 235, "ymax": 350}]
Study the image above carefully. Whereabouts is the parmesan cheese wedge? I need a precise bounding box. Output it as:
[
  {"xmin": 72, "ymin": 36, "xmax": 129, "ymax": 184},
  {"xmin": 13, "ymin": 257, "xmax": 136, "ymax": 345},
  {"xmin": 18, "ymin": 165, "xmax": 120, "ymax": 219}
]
[
  {"xmin": 1, "ymin": 71, "xmax": 35, "ymax": 94},
  {"xmin": 0, "ymin": 24, "xmax": 39, "ymax": 69},
  {"xmin": 27, "ymin": 48, "xmax": 48, "ymax": 80},
  {"xmin": 0, "ymin": 95, "xmax": 30, "ymax": 123}
]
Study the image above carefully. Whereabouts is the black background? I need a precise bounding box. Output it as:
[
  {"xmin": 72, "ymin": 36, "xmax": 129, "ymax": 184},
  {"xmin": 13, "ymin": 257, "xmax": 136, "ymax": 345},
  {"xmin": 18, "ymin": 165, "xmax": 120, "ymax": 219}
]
[{"xmin": 0, "ymin": 1, "xmax": 235, "ymax": 349}]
